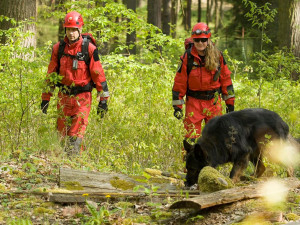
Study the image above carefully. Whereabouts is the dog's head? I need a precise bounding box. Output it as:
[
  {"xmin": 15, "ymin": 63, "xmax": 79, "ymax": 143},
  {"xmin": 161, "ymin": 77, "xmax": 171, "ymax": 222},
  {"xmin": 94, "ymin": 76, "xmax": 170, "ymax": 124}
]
[{"xmin": 184, "ymin": 139, "xmax": 209, "ymax": 187}]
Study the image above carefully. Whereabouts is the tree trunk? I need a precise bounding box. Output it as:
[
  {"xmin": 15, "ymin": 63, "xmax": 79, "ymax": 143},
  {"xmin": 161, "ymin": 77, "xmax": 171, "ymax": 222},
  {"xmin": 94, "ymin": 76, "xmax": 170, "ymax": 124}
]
[
  {"xmin": 181, "ymin": 0, "xmax": 191, "ymax": 31},
  {"xmin": 206, "ymin": 0, "xmax": 210, "ymax": 24},
  {"xmin": 147, "ymin": 0, "xmax": 162, "ymax": 29},
  {"xmin": 186, "ymin": 0, "xmax": 191, "ymax": 31},
  {"xmin": 126, "ymin": 0, "xmax": 137, "ymax": 54},
  {"xmin": 0, "ymin": 0, "xmax": 37, "ymax": 47},
  {"xmin": 182, "ymin": 0, "xmax": 187, "ymax": 28},
  {"xmin": 162, "ymin": 0, "xmax": 171, "ymax": 35},
  {"xmin": 56, "ymin": 0, "xmax": 66, "ymax": 41},
  {"xmin": 209, "ymin": 0, "xmax": 214, "ymax": 24},
  {"xmin": 171, "ymin": 0, "xmax": 178, "ymax": 37},
  {"xmin": 290, "ymin": 1, "xmax": 300, "ymax": 58},
  {"xmin": 198, "ymin": 0, "xmax": 202, "ymax": 22},
  {"xmin": 278, "ymin": 0, "xmax": 300, "ymax": 80},
  {"xmin": 96, "ymin": 0, "xmax": 109, "ymax": 55},
  {"xmin": 219, "ymin": 0, "xmax": 223, "ymax": 29},
  {"xmin": 214, "ymin": 0, "xmax": 219, "ymax": 34},
  {"xmin": 137, "ymin": 0, "xmax": 142, "ymax": 7}
]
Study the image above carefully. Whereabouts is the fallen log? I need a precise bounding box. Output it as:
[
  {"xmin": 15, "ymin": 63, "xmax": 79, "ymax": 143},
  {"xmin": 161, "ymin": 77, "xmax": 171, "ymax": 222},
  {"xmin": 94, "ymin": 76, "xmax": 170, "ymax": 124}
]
[
  {"xmin": 170, "ymin": 177, "xmax": 300, "ymax": 210},
  {"xmin": 49, "ymin": 190, "xmax": 200, "ymax": 203},
  {"xmin": 53, "ymin": 167, "xmax": 195, "ymax": 203},
  {"xmin": 59, "ymin": 167, "xmax": 140, "ymax": 192},
  {"xmin": 59, "ymin": 167, "xmax": 184, "ymax": 192}
]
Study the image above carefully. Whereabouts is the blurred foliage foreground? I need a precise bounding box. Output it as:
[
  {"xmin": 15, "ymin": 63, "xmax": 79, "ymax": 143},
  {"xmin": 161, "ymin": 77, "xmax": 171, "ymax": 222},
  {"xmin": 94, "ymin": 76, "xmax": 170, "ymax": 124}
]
[{"xmin": 0, "ymin": 1, "xmax": 299, "ymax": 178}]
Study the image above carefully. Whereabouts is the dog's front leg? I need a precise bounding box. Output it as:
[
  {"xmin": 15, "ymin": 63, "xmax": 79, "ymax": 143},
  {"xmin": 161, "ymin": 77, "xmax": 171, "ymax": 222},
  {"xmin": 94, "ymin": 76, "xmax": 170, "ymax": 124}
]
[{"xmin": 230, "ymin": 155, "xmax": 249, "ymax": 182}]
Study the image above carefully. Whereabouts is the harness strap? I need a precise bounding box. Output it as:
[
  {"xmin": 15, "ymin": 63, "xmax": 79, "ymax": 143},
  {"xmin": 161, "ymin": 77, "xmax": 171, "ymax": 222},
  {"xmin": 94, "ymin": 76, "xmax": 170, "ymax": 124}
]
[
  {"xmin": 57, "ymin": 40, "xmax": 66, "ymax": 73},
  {"xmin": 186, "ymin": 88, "xmax": 221, "ymax": 100},
  {"xmin": 56, "ymin": 81, "xmax": 94, "ymax": 96},
  {"xmin": 57, "ymin": 36, "xmax": 91, "ymax": 69},
  {"xmin": 82, "ymin": 36, "xmax": 90, "ymax": 65}
]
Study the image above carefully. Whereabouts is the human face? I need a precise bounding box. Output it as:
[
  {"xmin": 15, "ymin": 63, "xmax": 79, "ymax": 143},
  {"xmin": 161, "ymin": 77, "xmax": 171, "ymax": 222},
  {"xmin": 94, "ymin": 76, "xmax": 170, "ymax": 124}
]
[
  {"xmin": 66, "ymin": 27, "xmax": 80, "ymax": 43},
  {"xmin": 193, "ymin": 38, "xmax": 208, "ymax": 55}
]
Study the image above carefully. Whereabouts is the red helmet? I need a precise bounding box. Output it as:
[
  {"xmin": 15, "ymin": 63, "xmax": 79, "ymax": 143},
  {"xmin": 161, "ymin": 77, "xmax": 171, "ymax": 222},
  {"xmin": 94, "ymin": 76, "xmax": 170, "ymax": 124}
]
[
  {"xmin": 63, "ymin": 11, "xmax": 84, "ymax": 29},
  {"xmin": 191, "ymin": 22, "xmax": 211, "ymax": 38}
]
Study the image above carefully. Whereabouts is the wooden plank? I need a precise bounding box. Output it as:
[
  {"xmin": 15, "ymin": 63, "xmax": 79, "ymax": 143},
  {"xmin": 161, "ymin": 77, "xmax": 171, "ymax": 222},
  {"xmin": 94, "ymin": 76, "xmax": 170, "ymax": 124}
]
[{"xmin": 169, "ymin": 177, "xmax": 300, "ymax": 210}]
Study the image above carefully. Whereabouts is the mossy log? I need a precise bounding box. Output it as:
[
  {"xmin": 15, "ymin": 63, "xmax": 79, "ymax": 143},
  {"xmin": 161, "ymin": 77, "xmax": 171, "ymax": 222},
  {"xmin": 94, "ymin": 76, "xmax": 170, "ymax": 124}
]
[
  {"xmin": 59, "ymin": 167, "xmax": 144, "ymax": 192},
  {"xmin": 59, "ymin": 167, "xmax": 184, "ymax": 192},
  {"xmin": 170, "ymin": 177, "xmax": 300, "ymax": 210}
]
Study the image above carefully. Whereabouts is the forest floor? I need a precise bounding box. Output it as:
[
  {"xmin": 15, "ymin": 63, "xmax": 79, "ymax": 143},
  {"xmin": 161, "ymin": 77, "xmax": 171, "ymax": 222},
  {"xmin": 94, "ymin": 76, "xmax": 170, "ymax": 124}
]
[{"xmin": 1, "ymin": 151, "xmax": 300, "ymax": 225}]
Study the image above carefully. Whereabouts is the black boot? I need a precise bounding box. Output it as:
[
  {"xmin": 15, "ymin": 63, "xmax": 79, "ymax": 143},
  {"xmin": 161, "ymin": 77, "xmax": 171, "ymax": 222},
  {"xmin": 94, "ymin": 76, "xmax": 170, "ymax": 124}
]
[{"xmin": 65, "ymin": 136, "xmax": 82, "ymax": 156}]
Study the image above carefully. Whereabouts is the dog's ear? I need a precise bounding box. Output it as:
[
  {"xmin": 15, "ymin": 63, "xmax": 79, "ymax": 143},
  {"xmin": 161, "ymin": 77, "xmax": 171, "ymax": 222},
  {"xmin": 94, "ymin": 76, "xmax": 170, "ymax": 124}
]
[
  {"xmin": 183, "ymin": 139, "xmax": 194, "ymax": 153},
  {"xmin": 194, "ymin": 143, "xmax": 207, "ymax": 160}
]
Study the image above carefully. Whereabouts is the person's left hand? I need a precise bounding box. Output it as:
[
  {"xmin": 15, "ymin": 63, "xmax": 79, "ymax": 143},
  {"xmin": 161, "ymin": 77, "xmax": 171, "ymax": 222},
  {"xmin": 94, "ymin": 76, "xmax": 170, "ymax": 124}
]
[
  {"xmin": 97, "ymin": 100, "xmax": 108, "ymax": 118},
  {"xmin": 226, "ymin": 104, "xmax": 234, "ymax": 113},
  {"xmin": 41, "ymin": 100, "xmax": 49, "ymax": 114},
  {"xmin": 173, "ymin": 106, "xmax": 183, "ymax": 120}
]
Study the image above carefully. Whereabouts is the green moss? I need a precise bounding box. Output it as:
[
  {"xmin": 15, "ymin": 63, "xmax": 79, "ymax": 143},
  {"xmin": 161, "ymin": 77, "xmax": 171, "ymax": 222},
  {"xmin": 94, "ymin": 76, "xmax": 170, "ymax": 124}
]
[
  {"xmin": 0, "ymin": 183, "xmax": 6, "ymax": 192},
  {"xmin": 151, "ymin": 211, "xmax": 173, "ymax": 220},
  {"xmin": 115, "ymin": 201, "xmax": 134, "ymax": 208},
  {"xmin": 63, "ymin": 181, "xmax": 84, "ymax": 190},
  {"xmin": 10, "ymin": 197, "xmax": 42, "ymax": 208},
  {"xmin": 131, "ymin": 175, "xmax": 148, "ymax": 183},
  {"xmin": 110, "ymin": 177, "xmax": 135, "ymax": 190},
  {"xmin": 149, "ymin": 177, "xmax": 170, "ymax": 184},
  {"xmin": 132, "ymin": 175, "xmax": 172, "ymax": 184},
  {"xmin": 198, "ymin": 166, "xmax": 234, "ymax": 192},
  {"xmin": 32, "ymin": 187, "xmax": 48, "ymax": 193},
  {"xmin": 40, "ymin": 202, "xmax": 55, "ymax": 208},
  {"xmin": 11, "ymin": 170, "xmax": 26, "ymax": 178},
  {"xmin": 133, "ymin": 215, "xmax": 152, "ymax": 223},
  {"xmin": 245, "ymin": 199, "xmax": 265, "ymax": 210},
  {"xmin": 33, "ymin": 207, "xmax": 55, "ymax": 215},
  {"xmin": 0, "ymin": 211, "xmax": 5, "ymax": 223},
  {"xmin": 286, "ymin": 213, "xmax": 300, "ymax": 221},
  {"xmin": 121, "ymin": 218, "xmax": 134, "ymax": 224}
]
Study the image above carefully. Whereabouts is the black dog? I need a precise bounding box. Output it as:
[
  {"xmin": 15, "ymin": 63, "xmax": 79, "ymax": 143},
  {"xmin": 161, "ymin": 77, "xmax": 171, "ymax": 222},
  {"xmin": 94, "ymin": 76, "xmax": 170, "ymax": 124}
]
[{"xmin": 184, "ymin": 108, "xmax": 290, "ymax": 187}]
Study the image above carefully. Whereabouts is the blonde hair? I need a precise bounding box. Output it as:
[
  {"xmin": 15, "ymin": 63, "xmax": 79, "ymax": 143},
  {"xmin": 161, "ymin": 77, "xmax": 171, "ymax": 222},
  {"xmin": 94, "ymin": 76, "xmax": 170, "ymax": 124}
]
[{"xmin": 205, "ymin": 39, "xmax": 220, "ymax": 71}]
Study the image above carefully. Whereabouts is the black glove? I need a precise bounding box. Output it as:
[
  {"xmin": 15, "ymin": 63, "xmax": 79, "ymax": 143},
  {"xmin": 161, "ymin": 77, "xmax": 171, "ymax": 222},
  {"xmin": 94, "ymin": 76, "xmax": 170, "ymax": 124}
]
[
  {"xmin": 173, "ymin": 106, "xmax": 183, "ymax": 120},
  {"xmin": 226, "ymin": 104, "xmax": 234, "ymax": 113},
  {"xmin": 41, "ymin": 100, "xmax": 49, "ymax": 114},
  {"xmin": 97, "ymin": 100, "xmax": 108, "ymax": 118}
]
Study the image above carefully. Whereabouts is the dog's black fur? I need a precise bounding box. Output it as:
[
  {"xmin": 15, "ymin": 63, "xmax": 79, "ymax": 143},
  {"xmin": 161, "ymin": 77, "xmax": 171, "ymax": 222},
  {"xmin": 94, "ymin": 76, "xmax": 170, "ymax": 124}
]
[{"xmin": 184, "ymin": 108, "xmax": 290, "ymax": 187}]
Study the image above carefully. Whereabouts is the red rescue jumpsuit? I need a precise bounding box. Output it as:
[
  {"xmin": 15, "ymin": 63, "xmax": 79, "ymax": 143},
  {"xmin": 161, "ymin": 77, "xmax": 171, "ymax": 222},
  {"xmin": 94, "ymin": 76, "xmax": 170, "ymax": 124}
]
[
  {"xmin": 172, "ymin": 45, "xmax": 235, "ymax": 139},
  {"xmin": 42, "ymin": 35, "xmax": 109, "ymax": 138}
]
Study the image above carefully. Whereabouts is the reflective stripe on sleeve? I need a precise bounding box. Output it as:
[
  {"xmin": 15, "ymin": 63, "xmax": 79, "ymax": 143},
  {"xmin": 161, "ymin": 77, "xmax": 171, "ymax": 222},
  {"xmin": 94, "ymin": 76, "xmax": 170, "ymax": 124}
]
[
  {"xmin": 222, "ymin": 94, "xmax": 235, "ymax": 101},
  {"xmin": 100, "ymin": 91, "xmax": 110, "ymax": 97},
  {"xmin": 172, "ymin": 99, "xmax": 185, "ymax": 106}
]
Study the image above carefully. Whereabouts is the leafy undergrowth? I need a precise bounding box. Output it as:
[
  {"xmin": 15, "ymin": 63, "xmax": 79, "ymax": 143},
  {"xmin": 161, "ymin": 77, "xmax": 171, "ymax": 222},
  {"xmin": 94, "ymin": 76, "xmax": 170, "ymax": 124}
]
[{"xmin": 1, "ymin": 151, "xmax": 300, "ymax": 225}]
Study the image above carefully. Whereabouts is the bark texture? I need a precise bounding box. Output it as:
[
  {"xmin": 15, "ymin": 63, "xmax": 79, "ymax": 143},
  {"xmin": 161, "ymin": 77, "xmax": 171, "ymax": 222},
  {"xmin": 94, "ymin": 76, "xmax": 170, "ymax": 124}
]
[{"xmin": 0, "ymin": 0, "xmax": 37, "ymax": 47}]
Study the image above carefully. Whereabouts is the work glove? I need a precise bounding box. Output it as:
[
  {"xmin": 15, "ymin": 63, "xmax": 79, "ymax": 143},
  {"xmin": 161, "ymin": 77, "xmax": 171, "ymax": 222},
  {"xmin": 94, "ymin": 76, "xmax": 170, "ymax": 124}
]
[
  {"xmin": 41, "ymin": 100, "xmax": 49, "ymax": 114},
  {"xmin": 173, "ymin": 106, "xmax": 183, "ymax": 120},
  {"xmin": 226, "ymin": 104, "xmax": 234, "ymax": 113},
  {"xmin": 97, "ymin": 100, "xmax": 108, "ymax": 118}
]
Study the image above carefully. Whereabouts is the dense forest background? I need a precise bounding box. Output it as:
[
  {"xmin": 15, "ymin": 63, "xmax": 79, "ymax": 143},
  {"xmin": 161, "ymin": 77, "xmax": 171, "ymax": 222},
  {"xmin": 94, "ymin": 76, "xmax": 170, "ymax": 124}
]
[{"xmin": 0, "ymin": 0, "xmax": 299, "ymax": 174}]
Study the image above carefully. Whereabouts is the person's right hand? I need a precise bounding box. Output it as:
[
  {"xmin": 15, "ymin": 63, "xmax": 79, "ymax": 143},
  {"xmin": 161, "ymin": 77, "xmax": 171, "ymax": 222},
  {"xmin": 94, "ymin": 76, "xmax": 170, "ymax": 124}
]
[
  {"xmin": 226, "ymin": 104, "xmax": 234, "ymax": 113},
  {"xmin": 41, "ymin": 100, "xmax": 49, "ymax": 114},
  {"xmin": 97, "ymin": 100, "xmax": 108, "ymax": 118},
  {"xmin": 173, "ymin": 106, "xmax": 183, "ymax": 120}
]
